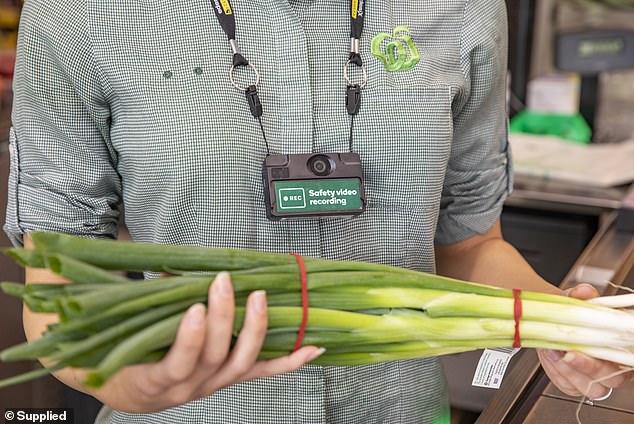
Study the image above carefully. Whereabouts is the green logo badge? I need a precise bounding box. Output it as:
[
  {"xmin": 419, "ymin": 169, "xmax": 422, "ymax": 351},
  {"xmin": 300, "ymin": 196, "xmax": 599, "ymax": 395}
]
[{"xmin": 371, "ymin": 25, "xmax": 420, "ymax": 72}]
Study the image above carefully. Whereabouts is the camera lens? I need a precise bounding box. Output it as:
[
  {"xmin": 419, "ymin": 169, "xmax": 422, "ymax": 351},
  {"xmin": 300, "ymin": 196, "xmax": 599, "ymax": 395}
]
[{"xmin": 307, "ymin": 155, "xmax": 334, "ymax": 176}]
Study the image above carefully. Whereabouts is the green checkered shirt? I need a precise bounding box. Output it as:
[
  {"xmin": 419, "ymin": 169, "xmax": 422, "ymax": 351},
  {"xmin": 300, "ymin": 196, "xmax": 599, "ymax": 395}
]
[{"xmin": 5, "ymin": 0, "xmax": 511, "ymax": 422}]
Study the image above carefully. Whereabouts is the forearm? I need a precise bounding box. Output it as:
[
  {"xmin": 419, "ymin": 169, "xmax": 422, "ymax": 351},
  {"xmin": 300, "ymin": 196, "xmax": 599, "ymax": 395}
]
[{"xmin": 435, "ymin": 221, "xmax": 561, "ymax": 295}]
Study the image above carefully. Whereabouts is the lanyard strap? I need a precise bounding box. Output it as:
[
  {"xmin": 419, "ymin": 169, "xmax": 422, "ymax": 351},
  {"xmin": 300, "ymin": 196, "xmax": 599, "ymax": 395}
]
[
  {"xmin": 210, "ymin": 0, "xmax": 248, "ymax": 67},
  {"xmin": 346, "ymin": 1, "xmax": 368, "ymax": 121},
  {"xmin": 349, "ymin": 0, "xmax": 367, "ymax": 65},
  {"xmin": 210, "ymin": 0, "xmax": 368, "ymax": 150},
  {"xmin": 211, "ymin": 0, "xmax": 367, "ymax": 75},
  {"xmin": 211, "ymin": 0, "xmax": 235, "ymax": 39}
]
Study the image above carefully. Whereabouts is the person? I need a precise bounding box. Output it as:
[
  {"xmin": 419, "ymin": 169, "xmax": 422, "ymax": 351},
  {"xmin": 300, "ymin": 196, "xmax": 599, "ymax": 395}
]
[{"xmin": 4, "ymin": 0, "xmax": 632, "ymax": 423}]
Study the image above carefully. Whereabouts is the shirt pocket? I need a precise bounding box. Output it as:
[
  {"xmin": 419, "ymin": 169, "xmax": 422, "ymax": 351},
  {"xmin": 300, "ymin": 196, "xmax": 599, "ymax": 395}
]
[
  {"xmin": 354, "ymin": 84, "xmax": 453, "ymax": 209},
  {"xmin": 110, "ymin": 55, "xmax": 264, "ymax": 176},
  {"xmin": 112, "ymin": 56, "xmax": 237, "ymax": 128},
  {"xmin": 317, "ymin": 85, "xmax": 453, "ymax": 269}
]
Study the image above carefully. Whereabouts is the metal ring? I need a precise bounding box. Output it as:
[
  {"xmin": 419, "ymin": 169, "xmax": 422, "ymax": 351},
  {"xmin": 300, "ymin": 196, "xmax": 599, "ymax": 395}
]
[
  {"xmin": 344, "ymin": 60, "xmax": 368, "ymax": 89},
  {"xmin": 229, "ymin": 62, "xmax": 260, "ymax": 91}
]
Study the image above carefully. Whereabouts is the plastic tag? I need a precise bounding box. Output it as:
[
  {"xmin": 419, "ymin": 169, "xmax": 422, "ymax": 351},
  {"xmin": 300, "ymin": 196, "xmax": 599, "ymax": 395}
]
[{"xmin": 472, "ymin": 348, "xmax": 520, "ymax": 389}]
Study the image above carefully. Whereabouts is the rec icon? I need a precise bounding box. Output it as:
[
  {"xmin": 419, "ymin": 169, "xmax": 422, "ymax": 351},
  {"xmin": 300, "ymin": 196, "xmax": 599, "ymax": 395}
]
[
  {"xmin": 262, "ymin": 152, "xmax": 366, "ymax": 220},
  {"xmin": 278, "ymin": 188, "xmax": 307, "ymax": 209}
]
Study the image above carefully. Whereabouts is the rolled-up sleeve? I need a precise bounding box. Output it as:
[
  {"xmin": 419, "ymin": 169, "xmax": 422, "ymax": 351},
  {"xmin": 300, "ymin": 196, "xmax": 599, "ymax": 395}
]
[
  {"xmin": 3, "ymin": 0, "xmax": 121, "ymax": 247},
  {"xmin": 435, "ymin": 0, "xmax": 513, "ymax": 245}
]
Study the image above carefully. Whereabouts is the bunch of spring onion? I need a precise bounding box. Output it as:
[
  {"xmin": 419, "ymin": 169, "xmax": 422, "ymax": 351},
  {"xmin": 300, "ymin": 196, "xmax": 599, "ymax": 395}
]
[{"xmin": 1, "ymin": 231, "xmax": 634, "ymax": 389}]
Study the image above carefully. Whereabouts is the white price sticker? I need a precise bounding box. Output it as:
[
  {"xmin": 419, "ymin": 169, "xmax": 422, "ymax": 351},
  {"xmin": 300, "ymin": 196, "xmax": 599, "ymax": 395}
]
[{"xmin": 472, "ymin": 348, "xmax": 520, "ymax": 389}]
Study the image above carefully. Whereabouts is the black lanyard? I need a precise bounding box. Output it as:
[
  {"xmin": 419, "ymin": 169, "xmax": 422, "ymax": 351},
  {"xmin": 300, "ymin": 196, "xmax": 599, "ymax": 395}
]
[
  {"xmin": 210, "ymin": 0, "xmax": 248, "ymax": 67},
  {"xmin": 349, "ymin": 0, "xmax": 367, "ymax": 65},
  {"xmin": 211, "ymin": 0, "xmax": 367, "ymax": 65},
  {"xmin": 210, "ymin": 0, "xmax": 368, "ymax": 151}
]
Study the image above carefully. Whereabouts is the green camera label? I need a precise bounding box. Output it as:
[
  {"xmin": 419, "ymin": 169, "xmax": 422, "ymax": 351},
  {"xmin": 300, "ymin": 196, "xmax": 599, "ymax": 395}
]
[{"xmin": 275, "ymin": 179, "xmax": 362, "ymax": 213}]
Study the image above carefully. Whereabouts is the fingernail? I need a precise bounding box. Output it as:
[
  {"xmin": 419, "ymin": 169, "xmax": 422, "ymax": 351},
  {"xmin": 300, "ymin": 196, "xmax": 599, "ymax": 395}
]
[
  {"xmin": 306, "ymin": 347, "xmax": 326, "ymax": 362},
  {"xmin": 187, "ymin": 303, "xmax": 206, "ymax": 328},
  {"xmin": 213, "ymin": 272, "xmax": 232, "ymax": 297},
  {"xmin": 563, "ymin": 352, "xmax": 578, "ymax": 365},
  {"xmin": 252, "ymin": 290, "xmax": 266, "ymax": 314},
  {"xmin": 545, "ymin": 350, "xmax": 564, "ymax": 362}
]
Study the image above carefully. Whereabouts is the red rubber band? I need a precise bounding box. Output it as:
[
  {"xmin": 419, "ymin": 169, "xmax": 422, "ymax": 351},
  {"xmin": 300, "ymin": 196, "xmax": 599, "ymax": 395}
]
[
  {"xmin": 289, "ymin": 253, "xmax": 308, "ymax": 352},
  {"xmin": 512, "ymin": 289, "xmax": 523, "ymax": 348}
]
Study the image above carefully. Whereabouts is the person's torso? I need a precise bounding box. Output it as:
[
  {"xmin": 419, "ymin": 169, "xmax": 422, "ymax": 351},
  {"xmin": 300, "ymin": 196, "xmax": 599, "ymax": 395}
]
[
  {"xmin": 88, "ymin": 1, "xmax": 468, "ymax": 422},
  {"xmin": 90, "ymin": 0, "xmax": 466, "ymax": 271}
]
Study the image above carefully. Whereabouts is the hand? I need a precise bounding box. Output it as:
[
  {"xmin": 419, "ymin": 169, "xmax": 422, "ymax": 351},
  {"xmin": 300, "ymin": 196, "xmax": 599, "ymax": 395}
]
[
  {"xmin": 95, "ymin": 272, "xmax": 324, "ymax": 413},
  {"xmin": 537, "ymin": 284, "xmax": 633, "ymax": 399}
]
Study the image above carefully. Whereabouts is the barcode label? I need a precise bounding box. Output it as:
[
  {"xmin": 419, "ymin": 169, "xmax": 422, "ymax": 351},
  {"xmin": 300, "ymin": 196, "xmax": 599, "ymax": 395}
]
[{"xmin": 472, "ymin": 348, "xmax": 520, "ymax": 389}]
